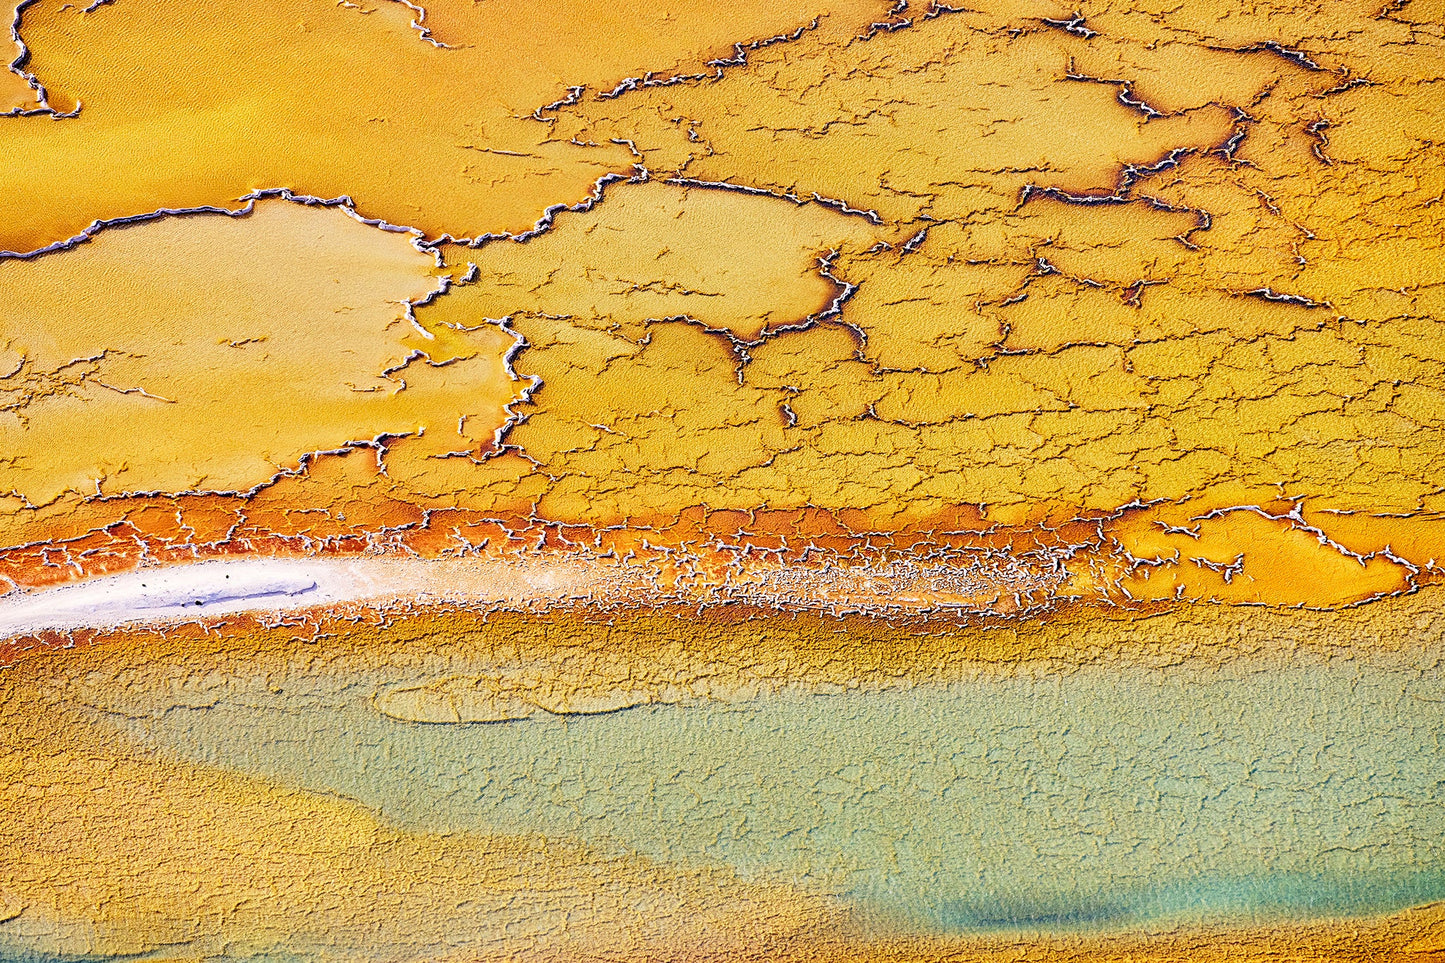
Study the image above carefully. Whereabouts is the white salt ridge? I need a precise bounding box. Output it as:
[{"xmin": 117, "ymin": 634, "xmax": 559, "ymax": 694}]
[
  {"xmin": 0, "ymin": 560, "xmax": 359, "ymax": 637},
  {"xmin": 0, "ymin": 557, "xmax": 600, "ymax": 638}
]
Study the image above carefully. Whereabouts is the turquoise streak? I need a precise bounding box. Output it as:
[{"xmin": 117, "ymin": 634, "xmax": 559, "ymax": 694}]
[{"xmin": 106, "ymin": 650, "xmax": 1445, "ymax": 933}]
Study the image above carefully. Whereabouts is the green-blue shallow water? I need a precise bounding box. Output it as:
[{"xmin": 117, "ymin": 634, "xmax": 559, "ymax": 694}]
[{"xmin": 99, "ymin": 650, "xmax": 1445, "ymax": 935}]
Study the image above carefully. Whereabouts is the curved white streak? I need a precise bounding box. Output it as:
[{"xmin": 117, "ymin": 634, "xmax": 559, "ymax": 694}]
[{"xmin": 0, "ymin": 557, "xmax": 598, "ymax": 639}]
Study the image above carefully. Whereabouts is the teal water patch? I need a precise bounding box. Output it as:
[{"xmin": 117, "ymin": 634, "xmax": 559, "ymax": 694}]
[{"xmin": 98, "ymin": 651, "xmax": 1445, "ymax": 934}]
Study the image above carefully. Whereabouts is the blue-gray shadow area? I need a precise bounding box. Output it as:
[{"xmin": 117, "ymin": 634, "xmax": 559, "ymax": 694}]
[
  {"xmin": 929, "ymin": 896, "xmax": 1135, "ymax": 930},
  {"xmin": 912, "ymin": 868, "xmax": 1445, "ymax": 933}
]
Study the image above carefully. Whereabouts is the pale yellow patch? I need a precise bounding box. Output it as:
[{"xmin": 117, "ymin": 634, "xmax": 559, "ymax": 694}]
[{"xmin": 0, "ymin": 200, "xmax": 515, "ymax": 502}]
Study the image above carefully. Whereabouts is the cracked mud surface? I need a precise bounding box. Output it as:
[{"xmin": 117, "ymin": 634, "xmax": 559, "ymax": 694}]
[
  {"xmin": 3, "ymin": 0, "xmax": 1444, "ymax": 610},
  {"xmin": 3, "ymin": 0, "xmax": 1445, "ymax": 959}
]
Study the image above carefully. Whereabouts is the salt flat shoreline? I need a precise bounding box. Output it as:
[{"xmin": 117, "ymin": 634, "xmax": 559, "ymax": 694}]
[{"xmin": 0, "ymin": 551, "xmax": 1059, "ymax": 640}]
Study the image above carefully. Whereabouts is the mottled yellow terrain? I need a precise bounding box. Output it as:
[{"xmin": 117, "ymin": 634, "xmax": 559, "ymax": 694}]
[
  {"xmin": 3, "ymin": 0, "xmax": 1445, "ymax": 959},
  {"xmin": 2, "ymin": 0, "xmax": 1444, "ymax": 608}
]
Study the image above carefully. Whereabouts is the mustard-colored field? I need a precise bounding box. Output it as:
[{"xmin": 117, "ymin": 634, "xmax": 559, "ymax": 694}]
[{"xmin": 3, "ymin": 0, "xmax": 1444, "ymax": 958}]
